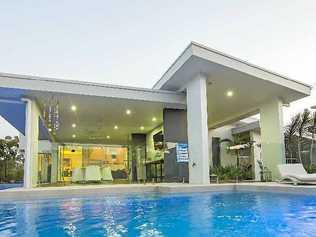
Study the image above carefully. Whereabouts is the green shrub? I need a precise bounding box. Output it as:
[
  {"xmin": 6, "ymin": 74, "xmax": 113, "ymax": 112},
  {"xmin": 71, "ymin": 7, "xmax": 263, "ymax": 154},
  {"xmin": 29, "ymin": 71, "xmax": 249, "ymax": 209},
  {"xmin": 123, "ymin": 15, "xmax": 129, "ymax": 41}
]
[
  {"xmin": 305, "ymin": 164, "xmax": 316, "ymax": 174},
  {"xmin": 210, "ymin": 165, "xmax": 252, "ymax": 181}
]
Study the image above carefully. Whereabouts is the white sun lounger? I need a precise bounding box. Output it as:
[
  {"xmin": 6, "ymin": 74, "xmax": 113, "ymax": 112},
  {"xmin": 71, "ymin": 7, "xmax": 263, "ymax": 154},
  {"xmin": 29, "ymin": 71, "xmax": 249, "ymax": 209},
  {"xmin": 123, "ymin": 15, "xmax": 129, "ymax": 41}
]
[
  {"xmin": 85, "ymin": 165, "xmax": 101, "ymax": 182},
  {"xmin": 278, "ymin": 164, "xmax": 316, "ymax": 185},
  {"xmin": 100, "ymin": 167, "xmax": 113, "ymax": 181}
]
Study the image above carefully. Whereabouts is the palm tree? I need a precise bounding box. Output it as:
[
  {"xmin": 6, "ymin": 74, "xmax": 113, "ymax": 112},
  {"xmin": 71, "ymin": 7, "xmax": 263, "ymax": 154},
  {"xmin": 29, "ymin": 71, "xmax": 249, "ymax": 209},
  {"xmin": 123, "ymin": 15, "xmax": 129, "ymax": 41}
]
[
  {"xmin": 297, "ymin": 110, "xmax": 311, "ymax": 163},
  {"xmin": 284, "ymin": 113, "xmax": 300, "ymax": 161},
  {"xmin": 310, "ymin": 111, "xmax": 316, "ymax": 165}
]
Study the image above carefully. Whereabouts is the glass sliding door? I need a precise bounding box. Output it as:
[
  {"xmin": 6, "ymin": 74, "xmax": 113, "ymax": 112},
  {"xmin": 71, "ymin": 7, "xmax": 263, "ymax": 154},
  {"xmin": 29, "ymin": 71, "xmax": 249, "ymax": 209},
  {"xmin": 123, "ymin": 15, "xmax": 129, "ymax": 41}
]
[
  {"xmin": 59, "ymin": 145, "xmax": 83, "ymax": 182},
  {"xmin": 38, "ymin": 153, "xmax": 52, "ymax": 184},
  {"xmin": 57, "ymin": 144, "xmax": 129, "ymax": 183}
]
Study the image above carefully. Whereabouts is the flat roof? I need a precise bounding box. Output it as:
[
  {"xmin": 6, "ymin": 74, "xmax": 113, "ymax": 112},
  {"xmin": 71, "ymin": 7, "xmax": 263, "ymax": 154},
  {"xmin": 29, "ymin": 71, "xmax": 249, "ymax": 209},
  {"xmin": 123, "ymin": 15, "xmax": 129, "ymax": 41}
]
[{"xmin": 0, "ymin": 72, "xmax": 186, "ymax": 106}]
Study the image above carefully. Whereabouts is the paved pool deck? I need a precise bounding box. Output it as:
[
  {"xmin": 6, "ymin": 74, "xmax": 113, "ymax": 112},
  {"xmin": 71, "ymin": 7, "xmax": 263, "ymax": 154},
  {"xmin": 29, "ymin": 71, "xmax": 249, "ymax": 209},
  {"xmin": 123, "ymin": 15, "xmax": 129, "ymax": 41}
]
[{"xmin": 1, "ymin": 182, "xmax": 316, "ymax": 201}]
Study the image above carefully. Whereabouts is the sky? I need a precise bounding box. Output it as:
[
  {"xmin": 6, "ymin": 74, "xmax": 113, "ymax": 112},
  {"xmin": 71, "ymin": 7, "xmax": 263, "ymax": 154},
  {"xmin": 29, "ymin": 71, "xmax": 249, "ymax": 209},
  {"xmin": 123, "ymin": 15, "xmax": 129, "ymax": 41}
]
[{"xmin": 0, "ymin": 1, "xmax": 316, "ymax": 138}]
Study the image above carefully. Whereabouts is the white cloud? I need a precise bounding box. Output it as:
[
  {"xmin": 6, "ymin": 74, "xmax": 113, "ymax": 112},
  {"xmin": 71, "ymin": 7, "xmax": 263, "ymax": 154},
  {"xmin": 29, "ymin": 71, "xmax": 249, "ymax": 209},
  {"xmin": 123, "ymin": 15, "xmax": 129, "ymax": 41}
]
[{"xmin": 0, "ymin": 116, "xmax": 19, "ymax": 138}]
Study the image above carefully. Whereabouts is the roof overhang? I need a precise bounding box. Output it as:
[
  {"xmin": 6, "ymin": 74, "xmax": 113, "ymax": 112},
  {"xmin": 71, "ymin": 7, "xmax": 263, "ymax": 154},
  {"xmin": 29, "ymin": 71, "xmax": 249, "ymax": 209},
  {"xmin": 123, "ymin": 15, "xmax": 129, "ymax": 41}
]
[
  {"xmin": 231, "ymin": 121, "xmax": 260, "ymax": 135},
  {"xmin": 153, "ymin": 42, "xmax": 312, "ymax": 97},
  {"xmin": 0, "ymin": 73, "xmax": 186, "ymax": 144},
  {"xmin": 0, "ymin": 72, "xmax": 186, "ymax": 107},
  {"xmin": 153, "ymin": 42, "xmax": 312, "ymax": 128}
]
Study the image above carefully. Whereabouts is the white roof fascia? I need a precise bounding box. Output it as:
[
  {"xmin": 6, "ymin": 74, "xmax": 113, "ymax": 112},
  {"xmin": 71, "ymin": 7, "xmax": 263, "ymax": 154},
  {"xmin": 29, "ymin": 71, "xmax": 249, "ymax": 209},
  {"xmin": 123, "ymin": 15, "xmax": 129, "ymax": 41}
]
[{"xmin": 0, "ymin": 72, "xmax": 186, "ymax": 106}]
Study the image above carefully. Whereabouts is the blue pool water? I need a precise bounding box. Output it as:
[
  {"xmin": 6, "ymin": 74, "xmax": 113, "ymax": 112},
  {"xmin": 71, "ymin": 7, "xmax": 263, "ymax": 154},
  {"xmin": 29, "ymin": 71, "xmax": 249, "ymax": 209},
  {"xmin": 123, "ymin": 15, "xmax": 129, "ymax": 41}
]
[
  {"xmin": 0, "ymin": 183, "xmax": 23, "ymax": 190},
  {"xmin": 1, "ymin": 191, "xmax": 316, "ymax": 237}
]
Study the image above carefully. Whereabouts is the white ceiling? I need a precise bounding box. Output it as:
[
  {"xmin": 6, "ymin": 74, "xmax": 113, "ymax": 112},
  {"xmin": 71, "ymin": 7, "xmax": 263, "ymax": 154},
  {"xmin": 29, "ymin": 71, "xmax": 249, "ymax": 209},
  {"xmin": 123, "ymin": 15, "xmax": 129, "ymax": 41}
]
[
  {"xmin": 31, "ymin": 92, "xmax": 165, "ymax": 144},
  {"xmin": 154, "ymin": 42, "xmax": 311, "ymax": 128},
  {"xmin": 204, "ymin": 57, "xmax": 300, "ymax": 127},
  {"xmin": 158, "ymin": 55, "xmax": 310, "ymax": 128}
]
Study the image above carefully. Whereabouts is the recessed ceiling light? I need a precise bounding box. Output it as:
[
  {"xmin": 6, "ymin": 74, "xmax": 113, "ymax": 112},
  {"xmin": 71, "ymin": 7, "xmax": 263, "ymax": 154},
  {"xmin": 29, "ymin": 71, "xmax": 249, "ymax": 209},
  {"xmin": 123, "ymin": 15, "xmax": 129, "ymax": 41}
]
[
  {"xmin": 72, "ymin": 134, "xmax": 76, "ymax": 138},
  {"xmin": 48, "ymin": 128, "xmax": 52, "ymax": 132},
  {"xmin": 226, "ymin": 90, "xmax": 234, "ymax": 97},
  {"xmin": 106, "ymin": 135, "xmax": 110, "ymax": 139},
  {"xmin": 72, "ymin": 123, "xmax": 76, "ymax": 128},
  {"xmin": 140, "ymin": 126, "xmax": 144, "ymax": 130},
  {"xmin": 71, "ymin": 105, "xmax": 77, "ymax": 111},
  {"xmin": 114, "ymin": 125, "xmax": 118, "ymax": 130},
  {"xmin": 126, "ymin": 109, "xmax": 131, "ymax": 115},
  {"xmin": 152, "ymin": 117, "xmax": 157, "ymax": 122}
]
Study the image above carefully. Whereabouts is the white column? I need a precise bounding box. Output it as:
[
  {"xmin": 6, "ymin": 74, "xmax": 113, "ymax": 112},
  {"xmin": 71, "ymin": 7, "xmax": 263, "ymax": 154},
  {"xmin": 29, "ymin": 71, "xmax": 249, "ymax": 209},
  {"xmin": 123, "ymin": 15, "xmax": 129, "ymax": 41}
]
[
  {"xmin": 22, "ymin": 98, "xmax": 40, "ymax": 188},
  {"xmin": 186, "ymin": 74, "xmax": 210, "ymax": 184},
  {"xmin": 51, "ymin": 143, "xmax": 58, "ymax": 183},
  {"xmin": 260, "ymin": 98, "xmax": 285, "ymax": 180}
]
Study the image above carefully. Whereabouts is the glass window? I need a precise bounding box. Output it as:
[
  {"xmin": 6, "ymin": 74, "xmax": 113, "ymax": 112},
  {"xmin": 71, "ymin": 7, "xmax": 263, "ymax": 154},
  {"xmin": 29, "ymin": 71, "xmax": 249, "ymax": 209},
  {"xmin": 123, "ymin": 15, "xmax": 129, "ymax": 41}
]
[{"xmin": 57, "ymin": 144, "xmax": 128, "ymax": 182}]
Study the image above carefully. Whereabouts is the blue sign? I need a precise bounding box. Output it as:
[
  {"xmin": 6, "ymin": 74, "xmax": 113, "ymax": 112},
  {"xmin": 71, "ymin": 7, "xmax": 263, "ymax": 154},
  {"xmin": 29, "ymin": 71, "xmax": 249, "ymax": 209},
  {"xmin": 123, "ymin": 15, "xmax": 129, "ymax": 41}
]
[{"xmin": 176, "ymin": 143, "xmax": 189, "ymax": 162}]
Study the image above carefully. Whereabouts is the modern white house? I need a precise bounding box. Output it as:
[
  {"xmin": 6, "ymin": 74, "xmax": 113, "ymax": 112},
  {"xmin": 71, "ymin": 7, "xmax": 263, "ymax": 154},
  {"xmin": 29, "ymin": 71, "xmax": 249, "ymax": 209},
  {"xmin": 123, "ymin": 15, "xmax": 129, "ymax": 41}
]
[{"xmin": 0, "ymin": 42, "xmax": 312, "ymax": 188}]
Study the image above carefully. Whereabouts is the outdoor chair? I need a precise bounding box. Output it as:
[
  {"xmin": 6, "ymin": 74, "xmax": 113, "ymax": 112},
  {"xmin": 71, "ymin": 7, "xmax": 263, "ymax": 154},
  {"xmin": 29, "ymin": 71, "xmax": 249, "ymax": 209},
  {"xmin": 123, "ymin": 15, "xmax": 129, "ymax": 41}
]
[{"xmin": 278, "ymin": 164, "xmax": 316, "ymax": 185}]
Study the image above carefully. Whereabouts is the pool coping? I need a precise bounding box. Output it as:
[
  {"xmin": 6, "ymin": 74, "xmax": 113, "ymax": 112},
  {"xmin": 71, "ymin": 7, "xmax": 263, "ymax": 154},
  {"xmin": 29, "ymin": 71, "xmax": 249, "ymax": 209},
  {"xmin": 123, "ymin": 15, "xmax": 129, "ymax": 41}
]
[{"xmin": 1, "ymin": 183, "xmax": 316, "ymax": 201}]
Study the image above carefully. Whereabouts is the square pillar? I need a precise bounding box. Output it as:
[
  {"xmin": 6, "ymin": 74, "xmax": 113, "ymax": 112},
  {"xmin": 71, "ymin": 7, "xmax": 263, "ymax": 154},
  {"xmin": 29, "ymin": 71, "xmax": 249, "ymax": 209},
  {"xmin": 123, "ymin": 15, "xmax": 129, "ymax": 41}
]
[
  {"xmin": 186, "ymin": 74, "xmax": 210, "ymax": 184},
  {"xmin": 22, "ymin": 98, "xmax": 40, "ymax": 188},
  {"xmin": 260, "ymin": 98, "xmax": 285, "ymax": 180},
  {"xmin": 51, "ymin": 143, "xmax": 58, "ymax": 183},
  {"xmin": 250, "ymin": 131, "xmax": 261, "ymax": 181}
]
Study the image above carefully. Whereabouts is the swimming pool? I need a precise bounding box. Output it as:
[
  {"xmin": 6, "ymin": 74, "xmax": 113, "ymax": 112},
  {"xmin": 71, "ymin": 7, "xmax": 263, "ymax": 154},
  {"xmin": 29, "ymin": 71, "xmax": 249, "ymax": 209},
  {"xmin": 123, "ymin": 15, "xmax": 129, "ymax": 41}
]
[
  {"xmin": 0, "ymin": 191, "xmax": 315, "ymax": 237},
  {"xmin": 0, "ymin": 183, "xmax": 23, "ymax": 190}
]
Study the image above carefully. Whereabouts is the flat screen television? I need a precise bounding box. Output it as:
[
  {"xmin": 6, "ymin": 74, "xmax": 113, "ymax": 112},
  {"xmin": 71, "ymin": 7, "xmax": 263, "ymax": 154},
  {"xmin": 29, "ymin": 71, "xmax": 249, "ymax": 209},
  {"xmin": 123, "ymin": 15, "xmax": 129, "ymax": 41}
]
[{"xmin": 153, "ymin": 131, "xmax": 164, "ymax": 150}]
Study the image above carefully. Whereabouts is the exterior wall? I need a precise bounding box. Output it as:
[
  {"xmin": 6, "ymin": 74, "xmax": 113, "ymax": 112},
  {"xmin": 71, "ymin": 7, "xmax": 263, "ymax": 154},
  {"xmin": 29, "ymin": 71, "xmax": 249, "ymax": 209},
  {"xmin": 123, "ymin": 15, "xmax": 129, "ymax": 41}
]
[
  {"xmin": 23, "ymin": 99, "xmax": 41, "ymax": 188},
  {"xmin": 163, "ymin": 109, "xmax": 189, "ymax": 182},
  {"xmin": 186, "ymin": 74, "xmax": 209, "ymax": 184},
  {"xmin": 209, "ymin": 125, "xmax": 236, "ymax": 167},
  {"xmin": 209, "ymin": 125, "xmax": 262, "ymax": 181},
  {"xmin": 260, "ymin": 98, "xmax": 285, "ymax": 180}
]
